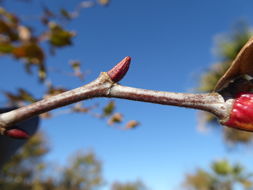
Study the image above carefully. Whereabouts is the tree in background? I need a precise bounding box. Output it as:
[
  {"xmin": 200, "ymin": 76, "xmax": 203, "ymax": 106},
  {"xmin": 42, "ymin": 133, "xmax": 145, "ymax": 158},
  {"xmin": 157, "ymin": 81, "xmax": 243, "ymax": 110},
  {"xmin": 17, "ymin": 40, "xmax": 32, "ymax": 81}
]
[
  {"xmin": 0, "ymin": 132, "xmax": 49, "ymax": 190},
  {"xmin": 0, "ymin": 133, "xmax": 104, "ymax": 190},
  {"xmin": 198, "ymin": 22, "xmax": 253, "ymax": 146},
  {"xmin": 0, "ymin": 132, "xmax": 149, "ymax": 190},
  {"xmin": 57, "ymin": 151, "xmax": 103, "ymax": 190},
  {"xmin": 111, "ymin": 180, "xmax": 148, "ymax": 190},
  {"xmin": 182, "ymin": 160, "xmax": 253, "ymax": 190}
]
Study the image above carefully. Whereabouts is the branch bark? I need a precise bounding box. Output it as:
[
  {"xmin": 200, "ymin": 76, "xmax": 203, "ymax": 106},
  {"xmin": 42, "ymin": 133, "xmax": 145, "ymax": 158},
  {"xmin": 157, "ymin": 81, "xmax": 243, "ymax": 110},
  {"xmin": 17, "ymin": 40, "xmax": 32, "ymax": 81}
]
[{"xmin": 0, "ymin": 57, "xmax": 233, "ymax": 137}]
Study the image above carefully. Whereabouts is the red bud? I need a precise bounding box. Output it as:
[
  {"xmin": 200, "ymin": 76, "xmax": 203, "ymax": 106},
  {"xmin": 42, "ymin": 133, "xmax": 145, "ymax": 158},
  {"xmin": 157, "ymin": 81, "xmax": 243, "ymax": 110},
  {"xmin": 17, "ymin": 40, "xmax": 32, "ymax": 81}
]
[
  {"xmin": 5, "ymin": 128, "xmax": 30, "ymax": 139},
  {"xmin": 107, "ymin": 56, "xmax": 131, "ymax": 83},
  {"xmin": 221, "ymin": 93, "xmax": 253, "ymax": 131}
]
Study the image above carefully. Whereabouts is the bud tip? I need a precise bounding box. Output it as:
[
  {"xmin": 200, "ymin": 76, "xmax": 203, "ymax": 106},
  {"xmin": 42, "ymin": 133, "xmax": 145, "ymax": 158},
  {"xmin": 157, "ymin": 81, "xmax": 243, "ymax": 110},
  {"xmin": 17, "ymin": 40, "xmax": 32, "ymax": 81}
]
[{"xmin": 107, "ymin": 56, "xmax": 131, "ymax": 82}]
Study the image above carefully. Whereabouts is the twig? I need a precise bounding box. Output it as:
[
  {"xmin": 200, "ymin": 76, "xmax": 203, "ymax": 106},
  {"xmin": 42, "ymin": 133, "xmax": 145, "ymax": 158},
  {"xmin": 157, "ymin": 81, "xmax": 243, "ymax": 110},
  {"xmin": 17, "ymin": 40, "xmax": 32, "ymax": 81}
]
[{"xmin": 0, "ymin": 56, "xmax": 233, "ymax": 137}]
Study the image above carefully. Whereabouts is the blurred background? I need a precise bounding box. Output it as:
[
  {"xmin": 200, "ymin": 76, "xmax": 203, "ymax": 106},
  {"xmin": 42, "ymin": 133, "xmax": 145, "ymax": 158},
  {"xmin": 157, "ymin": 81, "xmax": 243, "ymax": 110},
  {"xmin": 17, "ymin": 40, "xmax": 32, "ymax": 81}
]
[{"xmin": 1, "ymin": 0, "xmax": 253, "ymax": 190}]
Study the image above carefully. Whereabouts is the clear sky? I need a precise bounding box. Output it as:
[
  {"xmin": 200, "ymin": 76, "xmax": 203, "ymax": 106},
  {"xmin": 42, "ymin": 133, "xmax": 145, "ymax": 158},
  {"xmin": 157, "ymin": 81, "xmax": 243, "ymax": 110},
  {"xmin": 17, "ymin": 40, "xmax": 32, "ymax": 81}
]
[{"xmin": 2, "ymin": 0, "xmax": 253, "ymax": 190}]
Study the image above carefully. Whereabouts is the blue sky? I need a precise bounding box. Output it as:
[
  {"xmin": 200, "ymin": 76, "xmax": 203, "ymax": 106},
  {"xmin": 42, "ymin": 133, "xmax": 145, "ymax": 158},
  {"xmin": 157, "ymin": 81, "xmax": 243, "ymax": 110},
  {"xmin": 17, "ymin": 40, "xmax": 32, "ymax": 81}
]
[{"xmin": 2, "ymin": 0, "xmax": 253, "ymax": 189}]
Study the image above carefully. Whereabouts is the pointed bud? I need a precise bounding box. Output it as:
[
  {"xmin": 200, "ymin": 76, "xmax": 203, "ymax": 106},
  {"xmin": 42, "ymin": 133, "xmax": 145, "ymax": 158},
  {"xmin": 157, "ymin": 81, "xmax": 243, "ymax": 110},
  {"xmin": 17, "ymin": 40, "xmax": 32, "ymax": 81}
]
[
  {"xmin": 107, "ymin": 56, "xmax": 131, "ymax": 83},
  {"xmin": 221, "ymin": 93, "xmax": 253, "ymax": 131},
  {"xmin": 5, "ymin": 128, "xmax": 30, "ymax": 139}
]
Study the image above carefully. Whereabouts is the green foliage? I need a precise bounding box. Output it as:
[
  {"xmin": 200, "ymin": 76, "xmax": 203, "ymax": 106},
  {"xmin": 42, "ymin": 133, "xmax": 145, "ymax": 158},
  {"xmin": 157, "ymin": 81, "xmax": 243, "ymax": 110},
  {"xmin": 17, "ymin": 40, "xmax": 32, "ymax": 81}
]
[
  {"xmin": 198, "ymin": 22, "xmax": 253, "ymax": 145},
  {"xmin": 58, "ymin": 151, "xmax": 103, "ymax": 190},
  {"xmin": 0, "ymin": 41, "xmax": 14, "ymax": 53},
  {"xmin": 218, "ymin": 23, "xmax": 253, "ymax": 62},
  {"xmin": 184, "ymin": 169, "xmax": 214, "ymax": 190},
  {"xmin": 0, "ymin": 133, "xmax": 84, "ymax": 189},
  {"xmin": 211, "ymin": 160, "xmax": 232, "ymax": 176},
  {"xmin": 48, "ymin": 22, "xmax": 75, "ymax": 47},
  {"xmin": 0, "ymin": 132, "xmax": 105, "ymax": 190},
  {"xmin": 0, "ymin": 131, "xmax": 148, "ymax": 190},
  {"xmin": 183, "ymin": 160, "xmax": 253, "ymax": 190},
  {"xmin": 103, "ymin": 101, "xmax": 115, "ymax": 116},
  {"xmin": 0, "ymin": 132, "xmax": 49, "ymax": 190}
]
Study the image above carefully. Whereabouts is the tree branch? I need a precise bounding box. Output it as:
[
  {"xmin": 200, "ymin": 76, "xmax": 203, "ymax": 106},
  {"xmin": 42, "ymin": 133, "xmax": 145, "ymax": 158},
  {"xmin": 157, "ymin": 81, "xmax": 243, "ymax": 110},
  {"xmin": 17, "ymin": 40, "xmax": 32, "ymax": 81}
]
[{"xmin": 0, "ymin": 57, "xmax": 233, "ymax": 138}]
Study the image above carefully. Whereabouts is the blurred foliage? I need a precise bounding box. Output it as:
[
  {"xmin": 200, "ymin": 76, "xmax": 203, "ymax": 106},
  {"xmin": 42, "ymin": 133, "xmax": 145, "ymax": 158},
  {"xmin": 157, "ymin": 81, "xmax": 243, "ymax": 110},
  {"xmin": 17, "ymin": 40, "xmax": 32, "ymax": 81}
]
[
  {"xmin": 103, "ymin": 101, "xmax": 116, "ymax": 117},
  {"xmin": 0, "ymin": 131, "xmax": 147, "ymax": 190},
  {"xmin": 198, "ymin": 22, "xmax": 253, "ymax": 146},
  {"xmin": 125, "ymin": 120, "xmax": 139, "ymax": 129},
  {"xmin": 4, "ymin": 88, "xmax": 37, "ymax": 106},
  {"xmin": 111, "ymin": 180, "xmax": 149, "ymax": 190},
  {"xmin": 103, "ymin": 101, "xmax": 140, "ymax": 130},
  {"xmin": 57, "ymin": 151, "xmax": 103, "ymax": 190},
  {"xmin": 0, "ymin": 6, "xmax": 47, "ymax": 81},
  {"xmin": 48, "ymin": 22, "xmax": 75, "ymax": 48},
  {"xmin": 0, "ymin": 132, "xmax": 49, "ymax": 190},
  {"xmin": 108, "ymin": 113, "xmax": 123, "ymax": 125},
  {"xmin": 98, "ymin": 0, "xmax": 110, "ymax": 6},
  {"xmin": 183, "ymin": 159, "xmax": 253, "ymax": 190}
]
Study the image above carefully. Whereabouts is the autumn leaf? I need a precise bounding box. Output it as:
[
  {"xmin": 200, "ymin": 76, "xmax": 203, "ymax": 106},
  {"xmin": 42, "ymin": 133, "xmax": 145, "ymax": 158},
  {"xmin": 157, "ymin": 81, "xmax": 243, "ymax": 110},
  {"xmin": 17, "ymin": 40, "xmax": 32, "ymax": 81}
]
[
  {"xmin": 98, "ymin": 0, "xmax": 110, "ymax": 6},
  {"xmin": 125, "ymin": 120, "xmax": 139, "ymax": 129},
  {"xmin": 48, "ymin": 22, "xmax": 75, "ymax": 47},
  {"xmin": 108, "ymin": 113, "xmax": 123, "ymax": 125},
  {"xmin": 69, "ymin": 60, "xmax": 84, "ymax": 80},
  {"xmin": 12, "ymin": 42, "xmax": 44, "ymax": 64},
  {"xmin": 4, "ymin": 88, "xmax": 36, "ymax": 104},
  {"xmin": 72, "ymin": 103, "xmax": 89, "ymax": 113},
  {"xmin": 0, "ymin": 19, "xmax": 18, "ymax": 41},
  {"xmin": 38, "ymin": 63, "xmax": 46, "ymax": 81},
  {"xmin": 0, "ymin": 41, "xmax": 14, "ymax": 54},
  {"xmin": 60, "ymin": 9, "xmax": 72, "ymax": 20},
  {"xmin": 45, "ymin": 86, "xmax": 67, "ymax": 98}
]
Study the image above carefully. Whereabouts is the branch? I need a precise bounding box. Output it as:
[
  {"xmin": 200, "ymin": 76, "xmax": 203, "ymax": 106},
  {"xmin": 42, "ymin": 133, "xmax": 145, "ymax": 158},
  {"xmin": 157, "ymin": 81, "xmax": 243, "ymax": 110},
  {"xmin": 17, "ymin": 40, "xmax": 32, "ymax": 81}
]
[
  {"xmin": 107, "ymin": 84, "xmax": 230, "ymax": 120},
  {"xmin": 0, "ymin": 56, "xmax": 238, "ymax": 138}
]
